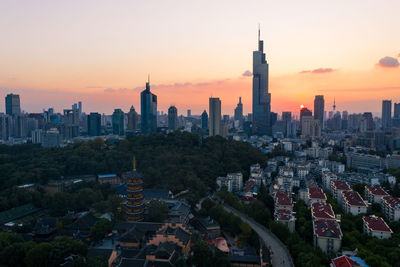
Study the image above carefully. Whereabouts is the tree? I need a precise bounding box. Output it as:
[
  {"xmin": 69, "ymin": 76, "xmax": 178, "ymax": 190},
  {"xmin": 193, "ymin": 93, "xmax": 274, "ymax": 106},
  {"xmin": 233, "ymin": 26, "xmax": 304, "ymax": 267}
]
[
  {"xmin": 90, "ymin": 219, "xmax": 113, "ymax": 243},
  {"xmin": 25, "ymin": 243, "xmax": 54, "ymax": 267},
  {"xmin": 189, "ymin": 241, "xmax": 213, "ymax": 267},
  {"xmin": 147, "ymin": 200, "xmax": 169, "ymax": 222}
]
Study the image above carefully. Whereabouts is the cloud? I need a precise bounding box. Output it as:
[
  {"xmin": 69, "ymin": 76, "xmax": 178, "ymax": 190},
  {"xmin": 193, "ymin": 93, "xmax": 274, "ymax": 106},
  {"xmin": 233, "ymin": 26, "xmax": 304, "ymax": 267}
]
[
  {"xmin": 300, "ymin": 68, "xmax": 335, "ymax": 74},
  {"xmin": 378, "ymin": 56, "xmax": 399, "ymax": 67},
  {"xmin": 104, "ymin": 88, "xmax": 116, "ymax": 92},
  {"xmin": 242, "ymin": 70, "xmax": 252, "ymax": 77}
]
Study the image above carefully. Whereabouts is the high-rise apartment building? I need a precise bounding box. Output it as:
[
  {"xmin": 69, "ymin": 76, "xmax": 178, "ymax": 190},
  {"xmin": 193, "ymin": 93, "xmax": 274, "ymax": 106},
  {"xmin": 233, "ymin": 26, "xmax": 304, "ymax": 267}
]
[
  {"xmin": 234, "ymin": 97, "xmax": 243, "ymax": 126},
  {"xmin": 88, "ymin": 112, "xmax": 101, "ymax": 136},
  {"xmin": 394, "ymin": 103, "xmax": 400, "ymax": 119},
  {"xmin": 252, "ymin": 28, "xmax": 271, "ymax": 135},
  {"xmin": 140, "ymin": 79, "xmax": 157, "ymax": 134},
  {"xmin": 382, "ymin": 100, "xmax": 392, "ymax": 130},
  {"xmin": 127, "ymin": 106, "xmax": 138, "ymax": 132},
  {"xmin": 112, "ymin": 109, "xmax": 125, "ymax": 136},
  {"xmin": 63, "ymin": 109, "xmax": 79, "ymax": 139},
  {"xmin": 201, "ymin": 110, "xmax": 208, "ymax": 130},
  {"xmin": 168, "ymin": 106, "xmax": 178, "ymax": 131},
  {"xmin": 314, "ymin": 95, "xmax": 325, "ymax": 129},
  {"xmin": 209, "ymin": 97, "xmax": 221, "ymax": 137},
  {"xmin": 282, "ymin": 112, "xmax": 292, "ymax": 122},
  {"xmin": 300, "ymin": 107, "xmax": 312, "ymax": 131},
  {"xmin": 5, "ymin": 94, "xmax": 21, "ymax": 116}
]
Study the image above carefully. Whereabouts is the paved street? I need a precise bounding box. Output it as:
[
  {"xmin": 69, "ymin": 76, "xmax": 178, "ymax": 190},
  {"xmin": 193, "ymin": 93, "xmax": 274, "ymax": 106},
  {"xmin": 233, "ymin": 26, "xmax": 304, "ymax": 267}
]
[{"xmin": 221, "ymin": 204, "xmax": 294, "ymax": 267}]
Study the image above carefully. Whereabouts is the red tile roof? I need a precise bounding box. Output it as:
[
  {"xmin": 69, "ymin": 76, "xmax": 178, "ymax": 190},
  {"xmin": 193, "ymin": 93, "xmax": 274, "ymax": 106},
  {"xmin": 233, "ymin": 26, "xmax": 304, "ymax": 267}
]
[
  {"xmin": 313, "ymin": 219, "xmax": 342, "ymax": 239},
  {"xmin": 331, "ymin": 255, "xmax": 359, "ymax": 267},
  {"xmin": 308, "ymin": 187, "xmax": 327, "ymax": 200},
  {"xmin": 275, "ymin": 191, "xmax": 292, "ymax": 206},
  {"xmin": 274, "ymin": 209, "xmax": 293, "ymax": 221},
  {"xmin": 363, "ymin": 215, "xmax": 392, "ymax": 233},
  {"xmin": 365, "ymin": 185, "xmax": 388, "ymax": 196},
  {"xmin": 342, "ymin": 191, "xmax": 367, "ymax": 207},
  {"xmin": 311, "ymin": 202, "xmax": 335, "ymax": 220},
  {"xmin": 382, "ymin": 195, "xmax": 400, "ymax": 209},
  {"xmin": 331, "ymin": 180, "xmax": 351, "ymax": 191}
]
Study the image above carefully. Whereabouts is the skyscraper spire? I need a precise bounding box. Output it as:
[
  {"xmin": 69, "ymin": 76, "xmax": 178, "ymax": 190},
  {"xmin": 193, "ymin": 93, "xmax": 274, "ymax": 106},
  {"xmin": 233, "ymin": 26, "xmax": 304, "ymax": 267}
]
[
  {"xmin": 333, "ymin": 97, "xmax": 336, "ymax": 112},
  {"xmin": 239, "ymin": 96, "xmax": 242, "ymax": 104},
  {"xmin": 258, "ymin": 23, "xmax": 260, "ymax": 43}
]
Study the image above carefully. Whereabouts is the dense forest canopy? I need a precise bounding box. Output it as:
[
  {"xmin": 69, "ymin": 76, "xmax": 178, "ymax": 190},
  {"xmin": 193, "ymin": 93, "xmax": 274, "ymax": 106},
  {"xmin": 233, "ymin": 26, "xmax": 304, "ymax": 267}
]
[{"xmin": 0, "ymin": 132, "xmax": 267, "ymax": 208}]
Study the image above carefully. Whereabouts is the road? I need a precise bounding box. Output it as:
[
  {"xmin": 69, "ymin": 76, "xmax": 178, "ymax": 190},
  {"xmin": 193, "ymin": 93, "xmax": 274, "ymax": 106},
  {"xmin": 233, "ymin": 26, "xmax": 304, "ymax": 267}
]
[{"xmin": 221, "ymin": 203, "xmax": 294, "ymax": 267}]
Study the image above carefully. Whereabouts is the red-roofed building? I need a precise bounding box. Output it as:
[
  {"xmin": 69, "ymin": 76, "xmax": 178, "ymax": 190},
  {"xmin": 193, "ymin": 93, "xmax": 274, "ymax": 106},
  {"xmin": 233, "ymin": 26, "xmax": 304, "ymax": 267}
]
[
  {"xmin": 363, "ymin": 215, "xmax": 392, "ymax": 239},
  {"xmin": 341, "ymin": 191, "xmax": 367, "ymax": 216},
  {"xmin": 274, "ymin": 191, "xmax": 293, "ymax": 211},
  {"xmin": 205, "ymin": 237, "xmax": 230, "ymax": 253},
  {"xmin": 365, "ymin": 185, "xmax": 388, "ymax": 204},
  {"xmin": 311, "ymin": 202, "xmax": 336, "ymax": 221},
  {"xmin": 330, "ymin": 255, "xmax": 360, "ymax": 267},
  {"xmin": 313, "ymin": 219, "xmax": 342, "ymax": 254},
  {"xmin": 381, "ymin": 195, "xmax": 400, "ymax": 222},
  {"xmin": 331, "ymin": 180, "xmax": 351, "ymax": 205},
  {"xmin": 274, "ymin": 209, "xmax": 296, "ymax": 232},
  {"xmin": 307, "ymin": 187, "xmax": 327, "ymax": 207}
]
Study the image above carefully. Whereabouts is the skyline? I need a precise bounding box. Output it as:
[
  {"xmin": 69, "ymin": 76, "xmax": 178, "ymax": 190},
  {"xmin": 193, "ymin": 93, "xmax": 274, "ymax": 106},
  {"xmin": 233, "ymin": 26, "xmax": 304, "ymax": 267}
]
[{"xmin": 1, "ymin": 0, "xmax": 400, "ymax": 115}]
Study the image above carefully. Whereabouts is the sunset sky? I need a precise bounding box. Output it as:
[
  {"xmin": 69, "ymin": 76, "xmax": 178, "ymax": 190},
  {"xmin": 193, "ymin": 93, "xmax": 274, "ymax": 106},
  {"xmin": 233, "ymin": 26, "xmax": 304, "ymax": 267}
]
[{"xmin": 1, "ymin": 0, "xmax": 399, "ymax": 116}]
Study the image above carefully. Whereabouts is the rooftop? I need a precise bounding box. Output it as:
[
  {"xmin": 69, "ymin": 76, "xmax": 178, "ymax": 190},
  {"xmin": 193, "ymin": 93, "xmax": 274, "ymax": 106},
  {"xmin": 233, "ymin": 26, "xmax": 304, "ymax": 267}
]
[
  {"xmin": 363, "ymin": 215, "xmax": 392, "ymax": 233},
  {"xmin": 274, "ymin": 209, "xmax": 295, "ymax": 221},
  {"xmin": 382, "ymin": 195, "xmax": 400, "ymax": 209},
  {"xmin": 331, "ymin": 180, "xmax": 351, "ymax": 191},
  {"xmin": 311, "ymin": 202, "xmax": 335, "ymax": 220},
  {"xmin": 275, "ymin": 191, "xmax": 292, "ymax": 206},
  {"xmin": 365, "ymin": 185, "xmax": 388, "ymax": 196},
  {"xmin": 331, "ymin": 255, "xmax": 360, "ymax": 267},
  {"xmin": 308, "ymin": 187, "xmax": 327, "ymax": 200},
  {"xmin": 342, "ymin": 191, "xmax": 367, "ymax": 207},
  {"xmin": 313, "ymin": 219, "xmax": 342, "ymax": 239}
]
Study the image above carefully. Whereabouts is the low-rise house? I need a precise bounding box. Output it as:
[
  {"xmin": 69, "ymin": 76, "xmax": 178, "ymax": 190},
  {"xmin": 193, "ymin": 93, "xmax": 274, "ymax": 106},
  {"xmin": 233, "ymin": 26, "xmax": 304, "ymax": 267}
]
[
  {"xmin": 330, "ymin": 255, "xmax": 361, "ymax": 267},
  {"xmin": 362, "ymin": 215, "xmax": 392, "ymax": 239},
  {"xmin": 364, "ymin": 185, "xmax": 388, "ymax": 204},
  {"xmin": 381, "ymin": 195, "xmax": 400, "ymax": 222},
  {"xmin": 307, "ymin": 187, "xmax": 327, "ymax": 207},
  {"xmin": 311, "ymin": 202, "xmax": 336, "ymax": 221},
  {"xmin": 279, "ymin": 166, "xmax": 294, "ymax": 178},
  {"xmin": 341, "ymin": 191, "xmax": 367, "ymax": 216},
  {"xmin": 274, "ymin": 209, "xmax": 296, "ymax": 232},
  {"xmin": 313, "ymin": 219, "xmax": 342, "ymax": 254}
]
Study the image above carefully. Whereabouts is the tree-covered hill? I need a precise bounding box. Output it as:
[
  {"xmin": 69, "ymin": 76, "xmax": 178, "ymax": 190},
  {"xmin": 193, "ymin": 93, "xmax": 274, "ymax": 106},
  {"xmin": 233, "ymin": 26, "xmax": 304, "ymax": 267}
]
[{"xmin": 0, "ymin": 132, "xmax": 266, "ymax": 208}]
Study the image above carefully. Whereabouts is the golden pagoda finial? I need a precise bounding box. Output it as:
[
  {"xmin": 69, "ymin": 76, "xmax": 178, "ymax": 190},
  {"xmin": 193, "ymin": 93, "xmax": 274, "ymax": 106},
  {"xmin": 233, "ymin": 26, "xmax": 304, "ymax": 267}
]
[{"xmin": 133, "ymin": 156, "xmax": 136, "ymax": 171}]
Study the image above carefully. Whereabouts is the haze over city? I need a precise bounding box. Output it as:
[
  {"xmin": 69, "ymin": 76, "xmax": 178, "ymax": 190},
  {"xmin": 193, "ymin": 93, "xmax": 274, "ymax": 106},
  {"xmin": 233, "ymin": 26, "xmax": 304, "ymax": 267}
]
[{"xmin": 1, "ymin": 0, "xmax": 400, "ymax": 115}]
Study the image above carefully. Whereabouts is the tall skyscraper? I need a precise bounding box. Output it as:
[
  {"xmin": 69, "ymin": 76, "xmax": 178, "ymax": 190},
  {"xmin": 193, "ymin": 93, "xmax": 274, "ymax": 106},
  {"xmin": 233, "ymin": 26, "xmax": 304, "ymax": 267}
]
[
  {"xmin": 88, "ymin": 112, "xmax": 101, "ymax": 136},
  {"xmin": 209, "ymin": 97, "xmax": 221, "ymax": 136},
  {"xmin": 63, "ymin": 109, "xmax": 79, "ymax": 139},
  {"xmin": 252, "ymin": 27, "xmax": 271, "ymax": 135},
  {"xmin": 5, "ymin": 94, "xmax": 21, "ymax": 116},
  {"xmin": 127, "ymin": 106, "xmax": 138, "ymax": 132},
  {"xmin": 382, "ymin": 100, "xmax": 392, "ymax": 130},
  {"xmin": 234, "ymin": 97, "xmax": 243, "ymax": 126},
  {"xmin": 314, "ymin": 95, "xmax": 325, "ymax": 129},
  {"xmin": 140, "ymin": 78, "xmax": 157, "ymax": 134},
  {"xmin": 282, "ymin": 112, "xmax": 292, "ymax": 122},
  {"xmin": 168, "ymin": 106, "xmax": 178, "ymax": 131},
  {"xmin": 394, "ymin": 103, "xmax": 400, "ymax": 119},
  {"xmin": 300, "ymin": 107, "xmax": 312, "ymax": 132},
  {"xmin": 187, "ymin": 109, "xmax": 191, "ymax": 118},
  {"xmin": 201, "ymin": 110, "xmax": 208, "ymax": 130},
  {"xmin": 112, "ymin": 109, "xmax": 125, "ymax": 136}
]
